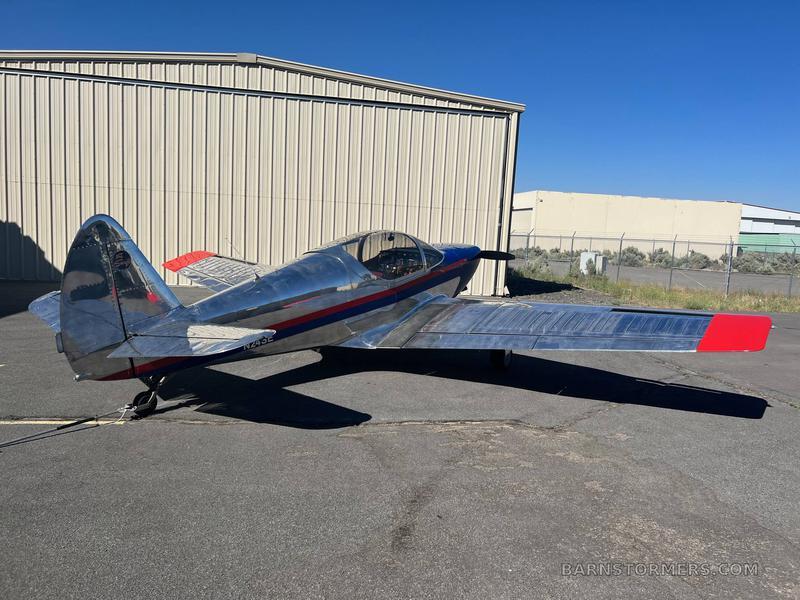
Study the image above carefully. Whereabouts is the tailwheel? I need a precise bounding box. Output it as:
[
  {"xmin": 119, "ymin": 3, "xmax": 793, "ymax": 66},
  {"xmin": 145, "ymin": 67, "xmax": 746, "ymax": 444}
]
[
  {"xmin": 490, "ymin": 349, "xmax": 513, "ymax": 371},
  {"xmin": 131, "ymin": 390, "xmax": 158, "ymax": 417}
]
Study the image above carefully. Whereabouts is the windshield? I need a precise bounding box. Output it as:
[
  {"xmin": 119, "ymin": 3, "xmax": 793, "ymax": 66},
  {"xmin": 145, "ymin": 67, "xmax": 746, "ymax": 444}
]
[{"xmin": 419, "ymin": 241, "xmax": 444, "ymax": 269}]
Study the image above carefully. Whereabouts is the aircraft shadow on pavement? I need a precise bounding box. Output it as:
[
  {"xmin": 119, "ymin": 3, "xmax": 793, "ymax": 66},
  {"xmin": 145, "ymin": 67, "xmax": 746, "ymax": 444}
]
[
  {"xmin": 156, "ymin": 369, "xmax": 373, "ymax": 429},
  {"xmin": 157, "ymin": 348, "xmax": 768, "ymax": 426},
  {"xmin": 505, "ymin": 272, "xmax": 577, "ymax": 295}
]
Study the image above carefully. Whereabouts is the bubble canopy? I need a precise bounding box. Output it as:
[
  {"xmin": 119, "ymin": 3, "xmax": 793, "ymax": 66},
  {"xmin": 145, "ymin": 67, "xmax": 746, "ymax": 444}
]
[{"xmin": 310, "ymin": 230, "xmax": 444, "ymax": 280}]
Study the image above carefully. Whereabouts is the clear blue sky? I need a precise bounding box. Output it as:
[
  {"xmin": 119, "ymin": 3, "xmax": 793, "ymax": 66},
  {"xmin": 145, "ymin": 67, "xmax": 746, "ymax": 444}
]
[{"xmin": 3, "ymin": 0, "xmax": 798, "ymax": 210}]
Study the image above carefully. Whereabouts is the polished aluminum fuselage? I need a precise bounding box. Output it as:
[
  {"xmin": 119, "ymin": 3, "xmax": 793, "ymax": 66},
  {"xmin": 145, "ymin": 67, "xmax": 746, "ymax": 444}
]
[
  {"xmin": 41, "ymin": 213, "xmax": 481, "ymax": 382},
  {"xmin": 139, "ymin": 244, "xmax": 479, "ymax": 377}
]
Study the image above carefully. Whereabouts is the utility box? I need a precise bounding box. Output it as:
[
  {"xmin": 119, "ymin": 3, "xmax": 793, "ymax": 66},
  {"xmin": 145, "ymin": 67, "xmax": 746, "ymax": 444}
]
[{"xmin": 580, "ymin": 251, "xmax": 607, "ymax": 275}]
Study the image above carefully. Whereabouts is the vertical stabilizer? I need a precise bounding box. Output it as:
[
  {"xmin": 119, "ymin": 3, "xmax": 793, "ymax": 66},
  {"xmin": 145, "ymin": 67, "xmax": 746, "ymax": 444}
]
[{"xmin": 59, "ymin": 215, "xmax": 180, "ymax": 380}]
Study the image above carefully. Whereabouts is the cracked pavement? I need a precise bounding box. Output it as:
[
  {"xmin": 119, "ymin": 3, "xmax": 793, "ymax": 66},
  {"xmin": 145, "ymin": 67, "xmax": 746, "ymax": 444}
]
[{"xmin": 1, "ymin": 282, "xmax": 799, "ymax": 599}]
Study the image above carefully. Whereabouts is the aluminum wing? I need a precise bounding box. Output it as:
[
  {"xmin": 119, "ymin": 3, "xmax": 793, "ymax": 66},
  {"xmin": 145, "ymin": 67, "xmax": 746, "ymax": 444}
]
[
  {"xmin": 108, "ymin": 321, "xmax": 275, "ymax": 358},
  {"xmin": 338, "ymin": 298, "xmax": 771, "ymax": 353},
  {"xmin": 163, "ymin": 251, "xmax": 275, "ymax": 293}
]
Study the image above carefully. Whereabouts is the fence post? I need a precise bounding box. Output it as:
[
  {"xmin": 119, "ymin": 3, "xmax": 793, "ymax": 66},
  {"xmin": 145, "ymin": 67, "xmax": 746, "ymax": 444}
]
[
  {"xmin": 789, "ymin": 243, "xmax": 797, "ymax": 298},
  {"xmin": 616, "ymin": 233, "xmax": 625, "ymax": 282},
  {"xmin": 668, "ymin": 235, "xmax": 677, "ymax": 291},
  {"xmin": 724, "ymin": 239, "xmax": 734, "ymax": 297},
  {"xmin": 525, "ymin": 229, "xmax": 531, "ymax": 260},
  {"xmin": 569, "ymin": 232, "xmax": 576, "ymax": 275}
]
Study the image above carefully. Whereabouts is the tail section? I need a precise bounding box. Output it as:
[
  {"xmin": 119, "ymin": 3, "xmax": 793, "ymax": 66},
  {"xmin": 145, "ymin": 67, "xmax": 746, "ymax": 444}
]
[{"xmin": 58, "ymin": 215, "xmax": 180, "ymax": 381}]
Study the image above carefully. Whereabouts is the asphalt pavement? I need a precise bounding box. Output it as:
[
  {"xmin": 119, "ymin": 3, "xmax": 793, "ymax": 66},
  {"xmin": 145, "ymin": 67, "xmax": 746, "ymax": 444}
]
[{"xmin": 1, "ymin": 282, "xmax": 799, "ymax": 599}]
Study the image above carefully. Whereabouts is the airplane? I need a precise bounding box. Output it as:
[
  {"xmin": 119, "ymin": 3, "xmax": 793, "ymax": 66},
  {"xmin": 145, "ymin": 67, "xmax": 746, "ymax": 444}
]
[{"xmin": 29, "ymin": 214, "xmax": 772, "ymax": 417}]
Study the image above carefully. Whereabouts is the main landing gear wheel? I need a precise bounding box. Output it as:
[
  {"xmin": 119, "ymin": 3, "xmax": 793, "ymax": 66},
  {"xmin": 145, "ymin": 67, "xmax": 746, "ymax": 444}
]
[
  {"xmin": 131, "ymin": 390, "xmax": 158, "ymax": 417},
  {"xmin": 490, "ymin": 349, "xmax": 513, "ymax": 371}
]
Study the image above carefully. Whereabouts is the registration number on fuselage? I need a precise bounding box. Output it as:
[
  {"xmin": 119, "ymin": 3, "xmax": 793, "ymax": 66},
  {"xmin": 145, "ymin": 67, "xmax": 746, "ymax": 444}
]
[{"xmin": 243, "ymin": 336, "xmax": 272, "ymax": 351}]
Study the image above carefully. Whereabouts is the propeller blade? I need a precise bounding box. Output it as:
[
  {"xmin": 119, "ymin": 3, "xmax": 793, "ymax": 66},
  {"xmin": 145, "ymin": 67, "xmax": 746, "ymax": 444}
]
[{"xmin": 477, "ymin": 250, "xmax": 515, "ymax": 261}]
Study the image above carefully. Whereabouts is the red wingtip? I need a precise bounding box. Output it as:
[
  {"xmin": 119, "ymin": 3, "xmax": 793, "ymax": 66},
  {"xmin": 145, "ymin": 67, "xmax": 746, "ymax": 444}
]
[
  {"xmin": 163, "ymin": 250, "xmax": 215, "ymax": 272},
  {"xmin": 697, "ymin": 314, "xmax": 772, "ymax": 352}
]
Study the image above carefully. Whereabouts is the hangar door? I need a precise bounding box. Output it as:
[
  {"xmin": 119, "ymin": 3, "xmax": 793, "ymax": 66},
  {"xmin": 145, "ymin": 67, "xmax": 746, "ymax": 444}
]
[{"xmin": 0, "ymin": 60, "xmax": 520, "ymax": 295}]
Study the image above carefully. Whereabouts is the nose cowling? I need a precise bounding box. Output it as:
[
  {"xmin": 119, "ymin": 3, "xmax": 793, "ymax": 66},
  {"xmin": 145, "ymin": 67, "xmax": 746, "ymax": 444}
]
[{"xmin": 436, "ymin": 244, "xmax": 481, "ymax": 265}]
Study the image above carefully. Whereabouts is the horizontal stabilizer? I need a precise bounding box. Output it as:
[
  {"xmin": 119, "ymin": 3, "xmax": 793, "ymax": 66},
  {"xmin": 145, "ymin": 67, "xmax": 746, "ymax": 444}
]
[
  {"xmin": 108, "ymin": 322, "xmax": 275, "ymax": 358},
  {"xmin": 28, "ymin": 291, "xmax": 61, "ymax": 332},
  {"xmin": 163, "ymin": 251, "xmax": 274, "ymax": 293}
]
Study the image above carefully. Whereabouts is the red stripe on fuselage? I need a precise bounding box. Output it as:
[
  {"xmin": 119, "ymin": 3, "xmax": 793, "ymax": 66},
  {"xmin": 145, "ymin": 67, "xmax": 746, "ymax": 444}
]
[
  {"xmin": 99, "ymin": 259, "xmax": 469, "ymax": 381},
  {"xmin": 266, "ymin": 259, "xmax": 467, "ymax": 333}
]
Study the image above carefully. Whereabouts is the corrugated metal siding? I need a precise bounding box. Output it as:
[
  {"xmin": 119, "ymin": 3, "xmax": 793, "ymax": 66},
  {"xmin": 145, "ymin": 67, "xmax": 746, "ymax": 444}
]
[
  {"xmin": 0, "ymin": 57, "xmax": 520, "ymax": 295},
  {"xmin": 739, "ymin": 233, "xmax": 800, "ymax": 253}
]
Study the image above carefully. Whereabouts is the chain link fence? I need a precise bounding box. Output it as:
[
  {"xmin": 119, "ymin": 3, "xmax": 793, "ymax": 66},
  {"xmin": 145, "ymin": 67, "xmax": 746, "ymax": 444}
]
[{"xmin": 509, "ymin": 232, "xmax": 799, "ymax": 297}]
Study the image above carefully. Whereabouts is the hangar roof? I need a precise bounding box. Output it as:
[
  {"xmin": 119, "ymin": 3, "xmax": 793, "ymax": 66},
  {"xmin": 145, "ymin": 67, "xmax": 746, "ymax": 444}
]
[
  {"xmin": 741, "ymin": 204, "xmax": 800, "ymax": 222},
  {"xmin": 0, "ymin": 50, "xmax": 525, "ymax": 113}
]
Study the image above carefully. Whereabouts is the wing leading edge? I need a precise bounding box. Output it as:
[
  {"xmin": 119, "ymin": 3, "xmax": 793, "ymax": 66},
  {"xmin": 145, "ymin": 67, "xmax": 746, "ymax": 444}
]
[{"xmin": 338, "ymin": 298, "xmax": 771, "ymax": 353}]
